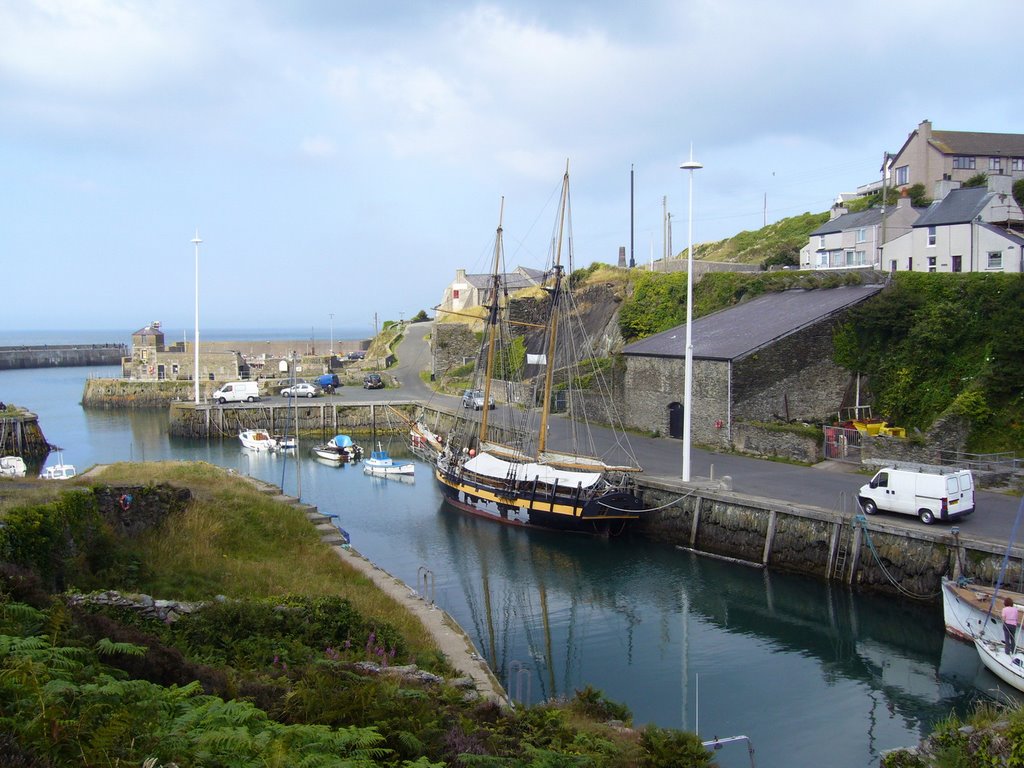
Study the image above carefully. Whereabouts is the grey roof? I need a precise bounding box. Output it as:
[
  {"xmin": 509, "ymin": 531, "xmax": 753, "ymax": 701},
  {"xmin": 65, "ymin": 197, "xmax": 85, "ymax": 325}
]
[
  {"xmin": 464, "ymin": 266, "xmax": 544, "ymax": 291},
  {"xmin": 913, "ymin": 187, "xmax": 991, "ymax": 227},
  {"xmin": 810, "ymin": 207, "xmax": 885, "ymax": 236},
  {"xmin": 929, "ymin": 130, "xmax": 1024, "ymax": 157},
  {"xmin": 622, "ymin": 285, "xmax": 883, "ymax": 362}
]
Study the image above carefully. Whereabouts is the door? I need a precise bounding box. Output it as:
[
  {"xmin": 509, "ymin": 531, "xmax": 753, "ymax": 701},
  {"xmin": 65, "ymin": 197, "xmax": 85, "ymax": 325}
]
[{"xmin": 668, "ymin": 402, "xmax": 683, "ymax": 439}]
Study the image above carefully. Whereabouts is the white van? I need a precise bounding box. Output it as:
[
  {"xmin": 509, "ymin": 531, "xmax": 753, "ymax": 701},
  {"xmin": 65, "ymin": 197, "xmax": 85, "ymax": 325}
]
[
  {"xmin": 858, "ymin": 466, "xmax": 975, "ymax": 525},
  {"xmin": 211, "ymin": 381, "xmax": 260, "ymax": 404}
]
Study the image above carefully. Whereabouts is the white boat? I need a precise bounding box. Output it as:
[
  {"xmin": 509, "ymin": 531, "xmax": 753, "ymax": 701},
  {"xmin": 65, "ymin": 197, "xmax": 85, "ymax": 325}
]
[
  {"xmin": 975, "ymin": 637, "xmax": 1024, "ymax": 692},
  {"xmin": 311, "ymin": 434, "xmax": 362, "ymax": 464},
  {"xmin": 942, "ymin": 578, "xmax": 1024, "ymax": 644},
  {"xmin": 274, "ymin": 435, "xmax": 297, "ymax": 451},
  {"xmin": 39, "ymin": 462, "xmax": 76, "ymax": 480},
  {"xmin": 239, "ymin": 429, "xmax": 277, "ymax": 452},
  {"xmin": 363, "ymin": 443, "xmax": 415, "ymax": 477},
  {"xmin": 0, "ymin": 456, "xmax": 27, "ymax": 477}
]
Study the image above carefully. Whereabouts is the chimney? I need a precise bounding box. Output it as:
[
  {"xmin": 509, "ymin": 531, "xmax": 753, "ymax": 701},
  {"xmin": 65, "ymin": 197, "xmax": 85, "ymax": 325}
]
[
  {"xmin": 617, "ymin": 246, "xmax": 626, "ymax": 267},
  {"xmin": 455, "ymin": 268, "xmax": 466, "ymax": 283}
]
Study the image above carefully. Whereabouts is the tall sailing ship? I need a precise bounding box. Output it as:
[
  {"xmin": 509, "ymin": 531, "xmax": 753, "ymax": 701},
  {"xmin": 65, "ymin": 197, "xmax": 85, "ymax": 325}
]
[{"xmin": 432, "ymin": 165, "xmax": 646, "ymax": 535}]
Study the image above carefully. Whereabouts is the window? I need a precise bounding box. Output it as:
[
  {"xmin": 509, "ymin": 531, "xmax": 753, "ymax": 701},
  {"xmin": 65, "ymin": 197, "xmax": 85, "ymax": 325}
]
[
  {"xmin": 1013, "ymin": 158, "xmax": 1024, "ymax": 171},
  {"xmin": 927, "ymin": 226, "xmax": 937, "ymax": 246},
  {"xmin": 854, "ymin": 250, "xmax": 866, "ymax": 265},
  {"xmin": 988, "ymin": 251, "xmax": 1003, "ymax": 269},
  {"xmin": 895, "ymin": 165, "xmax": 909, "ymax": 185},
  {"xmin": 952, "ymin": 156, "xmax": 976, "ymax": 170},
  {"xmin": 927, "ymin": 256, "xmax": 936, "ymax": 273},
  {"xmin": 818, "ymin": 235, "xmax": 826, "ymax": 249},
  {"xmin": 844, "ymin": 249, "xmax": 854, "ymax": 266},
  {"xmin": 452, "ymin": 289, "xmax": 460, "ymax": 299},
  {"xmin": 990, "ymin": 157, "xmax": 1002, "ymax": 172},
  {"xmin": 856, "ymin": 228, "xmax": 867, "ymax": 243}
]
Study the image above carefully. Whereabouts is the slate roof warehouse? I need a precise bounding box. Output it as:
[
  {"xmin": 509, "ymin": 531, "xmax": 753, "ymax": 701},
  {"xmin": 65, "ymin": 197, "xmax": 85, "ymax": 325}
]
[{"xmin": 620, "ymin": 284, "xmax": 883, "ymax": 447}]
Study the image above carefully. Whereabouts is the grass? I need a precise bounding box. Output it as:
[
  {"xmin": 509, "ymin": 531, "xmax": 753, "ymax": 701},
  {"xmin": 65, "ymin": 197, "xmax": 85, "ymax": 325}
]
[{"xmin": 85, "ymin": 461, "xmax": 444, "ymax": 667}]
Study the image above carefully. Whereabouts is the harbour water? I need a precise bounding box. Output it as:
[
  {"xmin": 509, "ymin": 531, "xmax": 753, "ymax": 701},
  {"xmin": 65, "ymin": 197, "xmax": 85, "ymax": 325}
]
[{"xmin": 1, "ymin": 359, "xmax": 1016, "ymax": 767}]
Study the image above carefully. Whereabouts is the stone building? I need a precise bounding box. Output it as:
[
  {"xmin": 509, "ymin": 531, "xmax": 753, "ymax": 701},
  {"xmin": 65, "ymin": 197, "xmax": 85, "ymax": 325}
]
[
  {"xmin": 123, "ymin": 321, "xmax": 246, "ymax": 382},
  {"xmin": 620, "ymin": 285, "xmax": 883, "ymax": 447}
]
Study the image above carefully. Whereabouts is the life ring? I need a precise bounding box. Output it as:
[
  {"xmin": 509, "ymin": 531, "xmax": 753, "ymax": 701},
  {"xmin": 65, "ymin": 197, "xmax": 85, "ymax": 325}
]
[{"xmin": 119, "ymin": 493, "xmax": 133, "ymax": 510}]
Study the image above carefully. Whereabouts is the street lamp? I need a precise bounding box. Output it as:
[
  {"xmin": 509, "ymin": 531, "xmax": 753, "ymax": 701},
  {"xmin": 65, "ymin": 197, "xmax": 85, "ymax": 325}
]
[
  {"xmin": 192, "ymin": 229, "xmax": 202, "ymax": 405},
  {"xmin": 680, "ymin": 150, "xmax": 702, "ymax": 482},
  {"xmin": 329, "ymin": 313, "xmax": 335, "ymax": 357}
]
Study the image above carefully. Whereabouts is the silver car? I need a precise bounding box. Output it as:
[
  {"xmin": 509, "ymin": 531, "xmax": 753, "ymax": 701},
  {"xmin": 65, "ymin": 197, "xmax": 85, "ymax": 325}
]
[
  {"xmin": 461, "ymin": 388, "xmax": 495, "ymax": 410},
  {"xmin": 281, "ymin": 382, "xmax": 321, "ymax": 398}
]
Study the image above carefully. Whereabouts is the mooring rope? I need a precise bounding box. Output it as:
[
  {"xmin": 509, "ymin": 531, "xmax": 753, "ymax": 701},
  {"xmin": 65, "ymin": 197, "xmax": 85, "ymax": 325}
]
[{"xmin": 853, "ymin": 515, "xmax": 940, "ymax": 600}]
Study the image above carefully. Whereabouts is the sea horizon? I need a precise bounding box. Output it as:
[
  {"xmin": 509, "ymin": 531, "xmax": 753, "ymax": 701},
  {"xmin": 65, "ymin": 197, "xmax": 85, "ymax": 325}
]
[{"xmin": 0, "ymin": 326, "xmax": 376, "ymax": 347}]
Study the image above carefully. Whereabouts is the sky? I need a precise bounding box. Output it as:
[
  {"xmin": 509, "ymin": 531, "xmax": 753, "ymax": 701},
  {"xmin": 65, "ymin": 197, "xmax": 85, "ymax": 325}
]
[{"xmin": 3, "ymin": 0, "xmax": 1022, "ymax": 336}]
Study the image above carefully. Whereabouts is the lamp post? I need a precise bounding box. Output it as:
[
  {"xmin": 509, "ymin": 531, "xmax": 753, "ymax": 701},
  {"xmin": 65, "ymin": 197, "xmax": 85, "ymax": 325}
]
[
  {"xmin": 329, "ymin": 313, "xmax": 335, "ymax": 357},
  {"xmin": 680, "ymin": 151, "xmax": 702, "ymax": 482},
  {"xmin": 192, "ymin": 229, "xmax": 202, "ymax": 405}
]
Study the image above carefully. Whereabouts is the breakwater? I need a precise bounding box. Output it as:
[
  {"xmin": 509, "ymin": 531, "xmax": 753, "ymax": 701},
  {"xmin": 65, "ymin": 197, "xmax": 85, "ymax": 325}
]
[{"xmin": 0, "ymin": 344, "xmax": 126, "ymax": 370}]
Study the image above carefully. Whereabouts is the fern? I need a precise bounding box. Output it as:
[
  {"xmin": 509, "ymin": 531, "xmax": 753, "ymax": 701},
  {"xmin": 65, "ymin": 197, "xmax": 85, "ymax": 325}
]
[{"xmin": 95, "ymin": 636, "xmax": 146, "ymax": 657}]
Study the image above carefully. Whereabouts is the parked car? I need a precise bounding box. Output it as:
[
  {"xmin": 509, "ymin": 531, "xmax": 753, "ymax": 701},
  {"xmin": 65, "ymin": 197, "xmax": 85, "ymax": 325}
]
[
  {"xmin": 317, "ymin": 374, "xmax": 341, "ymax": 393},
  {"xmin": 348, "ymin": 350, "xmax": 366, "ymax": 360},
  {"xmin": 462, "ymin": 388, "xmax": 495, "ymax": 410},
  {"xmin": 362, "ymin": 373, "xmax": 384, "ymax": 390},
  {"xmin": 281, "ymin": 382, "xmax": 321, "ymax": 398}
]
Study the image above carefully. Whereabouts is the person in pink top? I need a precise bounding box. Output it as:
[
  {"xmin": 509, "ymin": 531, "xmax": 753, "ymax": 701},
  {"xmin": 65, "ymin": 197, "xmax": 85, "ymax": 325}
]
[{"xmin": 1002, "ymin": 597, "xmax": 1021, "ymax": 655}]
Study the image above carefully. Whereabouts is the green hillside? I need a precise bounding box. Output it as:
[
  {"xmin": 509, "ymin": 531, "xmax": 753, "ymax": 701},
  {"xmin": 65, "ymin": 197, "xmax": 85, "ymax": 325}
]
[{"xmin": 689, "ymin": 210, "xmax": 829, "ymax": 266}]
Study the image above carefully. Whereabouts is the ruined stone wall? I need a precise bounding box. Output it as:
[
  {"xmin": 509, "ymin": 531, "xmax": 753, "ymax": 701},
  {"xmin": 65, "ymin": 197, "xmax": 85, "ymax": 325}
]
[{"xmin": 731, "ymin": 423, "xmax": 821, "ymax": 463}]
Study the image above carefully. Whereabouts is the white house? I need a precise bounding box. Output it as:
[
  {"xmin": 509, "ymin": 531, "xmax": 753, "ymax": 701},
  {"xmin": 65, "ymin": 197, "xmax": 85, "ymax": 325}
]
[
  {"xmin": 882, "ymin": 185, "xmax": 1024, "ymax": 273},
  {"xmin": 800, "ymin": 195, "xmax": 920, "ymax": 270}
]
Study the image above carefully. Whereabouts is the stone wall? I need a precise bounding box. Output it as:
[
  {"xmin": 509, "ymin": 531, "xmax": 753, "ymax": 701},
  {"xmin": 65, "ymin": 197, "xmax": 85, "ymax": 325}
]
[
  {"xmin": 82, "ymin": 378, "xmax": 202, "ymax": 407},
  {"xmin": 432, "ymin": 323, "xmax": 480, "ymax": 378},
  {"xmin": 92, "ymin": 484, "xmax": 193, "ymax": 537},
  {"xmin": 0, "ymin": 344, "xmax": 126, "ymax": 370},
  {"xmin": 731, "ymin": 320, "xmax": 851, "ymax": 424},
  {"xmin": 634, "ymin": 478, "xmax": 1021, "ymax": 599},
  {"xmin": 731, "ymin": 423, "xmax": 821, "ymax": 463},
  {"xmin": 649, "ymin": 260, "xmax": 762, "ymax": 276}
]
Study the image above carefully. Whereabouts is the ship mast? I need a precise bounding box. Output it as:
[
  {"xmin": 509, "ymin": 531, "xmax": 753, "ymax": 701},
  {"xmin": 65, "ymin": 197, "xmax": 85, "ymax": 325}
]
[
  {"xmin": 538, "ymin": 164, "xmax": 570, "ymax": 454},
  {"xmin": 478, "ymin": 197, "xmax": 504, "ymax": 443}
]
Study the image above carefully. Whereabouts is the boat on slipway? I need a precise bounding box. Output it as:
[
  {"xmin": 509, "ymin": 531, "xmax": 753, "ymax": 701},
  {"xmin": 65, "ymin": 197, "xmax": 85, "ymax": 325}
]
[
  {"xmin": 431, "ymin": 166, "xmax": 646, "ymax": 535},
  {"xmin": 0, "ymin": 456, "xmax": 27, "ymax": 477}
]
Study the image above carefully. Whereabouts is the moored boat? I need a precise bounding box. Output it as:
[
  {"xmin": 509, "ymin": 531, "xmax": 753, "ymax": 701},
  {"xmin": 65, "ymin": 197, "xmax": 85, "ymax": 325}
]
[
  {"xmin": 239, "ymin": 429, "xmax": 277, "ymax": 452},
  {"xmin": 975, "ymin": 637, "xmax": 1024, "ymax": 692},
  {"xmin": 433, "ymin": 167, "xmax": 645, "ymax": 535},
  {"xmin": 942, "ymin": 577, "xmax": 1024, "ymax": 644},
  {"xmin": 363, "ymin": 443, "xmax": 415, "ymax": 477},
  {"xmin": 311, "ymin": 434, "xmax": 362, "ymax": 464}
]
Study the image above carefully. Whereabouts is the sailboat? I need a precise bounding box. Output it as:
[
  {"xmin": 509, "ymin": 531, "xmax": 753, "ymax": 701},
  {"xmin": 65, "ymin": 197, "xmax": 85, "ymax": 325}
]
[
  {"xmin": 433, "ymin": 165, "xmax": 646, "ymax": 534},
  {"xmin": 969, "ymin": 495, "xmax": 1024, "ymax": 692}
]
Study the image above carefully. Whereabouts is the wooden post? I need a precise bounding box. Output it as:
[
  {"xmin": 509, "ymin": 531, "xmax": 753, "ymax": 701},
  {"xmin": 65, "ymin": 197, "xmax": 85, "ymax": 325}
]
[
  {"xmin": 689, "ymin": 495, "xmax": 702, "ymax": 547},
  {"xmin": 846, "ymin": 524, "xmax": 864, "ymax": 585},
  {"xmin": 762, "ymin": 509, "xmax": 778, "ymax": 566}
]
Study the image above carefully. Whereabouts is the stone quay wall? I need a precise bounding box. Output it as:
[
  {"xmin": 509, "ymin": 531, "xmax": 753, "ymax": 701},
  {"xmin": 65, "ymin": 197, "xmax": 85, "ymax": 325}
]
[
  {"xmin": 0, "ymin": 344, "xmax": 126, "ymax": 370},
  {"xmin": 0, "ymin": 414, "xmax": 50, "ymax": 458},
  {"xmin": 635, "ymin": 478, "xmax": 1020, "ymax": 600}
]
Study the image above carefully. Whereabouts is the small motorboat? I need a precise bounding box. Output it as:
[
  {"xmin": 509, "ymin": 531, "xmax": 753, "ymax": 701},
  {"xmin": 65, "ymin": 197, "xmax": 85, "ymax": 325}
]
[
  {"xmin": 363, "ymin": 443, "xmax": 415, "ymax": 477},
  {"xmin": 274, "ymin": 435, "xmax": 297, "ymax": 451},
  {"xmin": 311, "ymin": 434, "xmax": 363, "ymax": 464},
  {"xmin": 239, "ymin": 429, "xmax": 277, "ymax": 452},
  {"xmin": 0, "ymin": 456, "xmax": 27, "ymax": 478}
]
